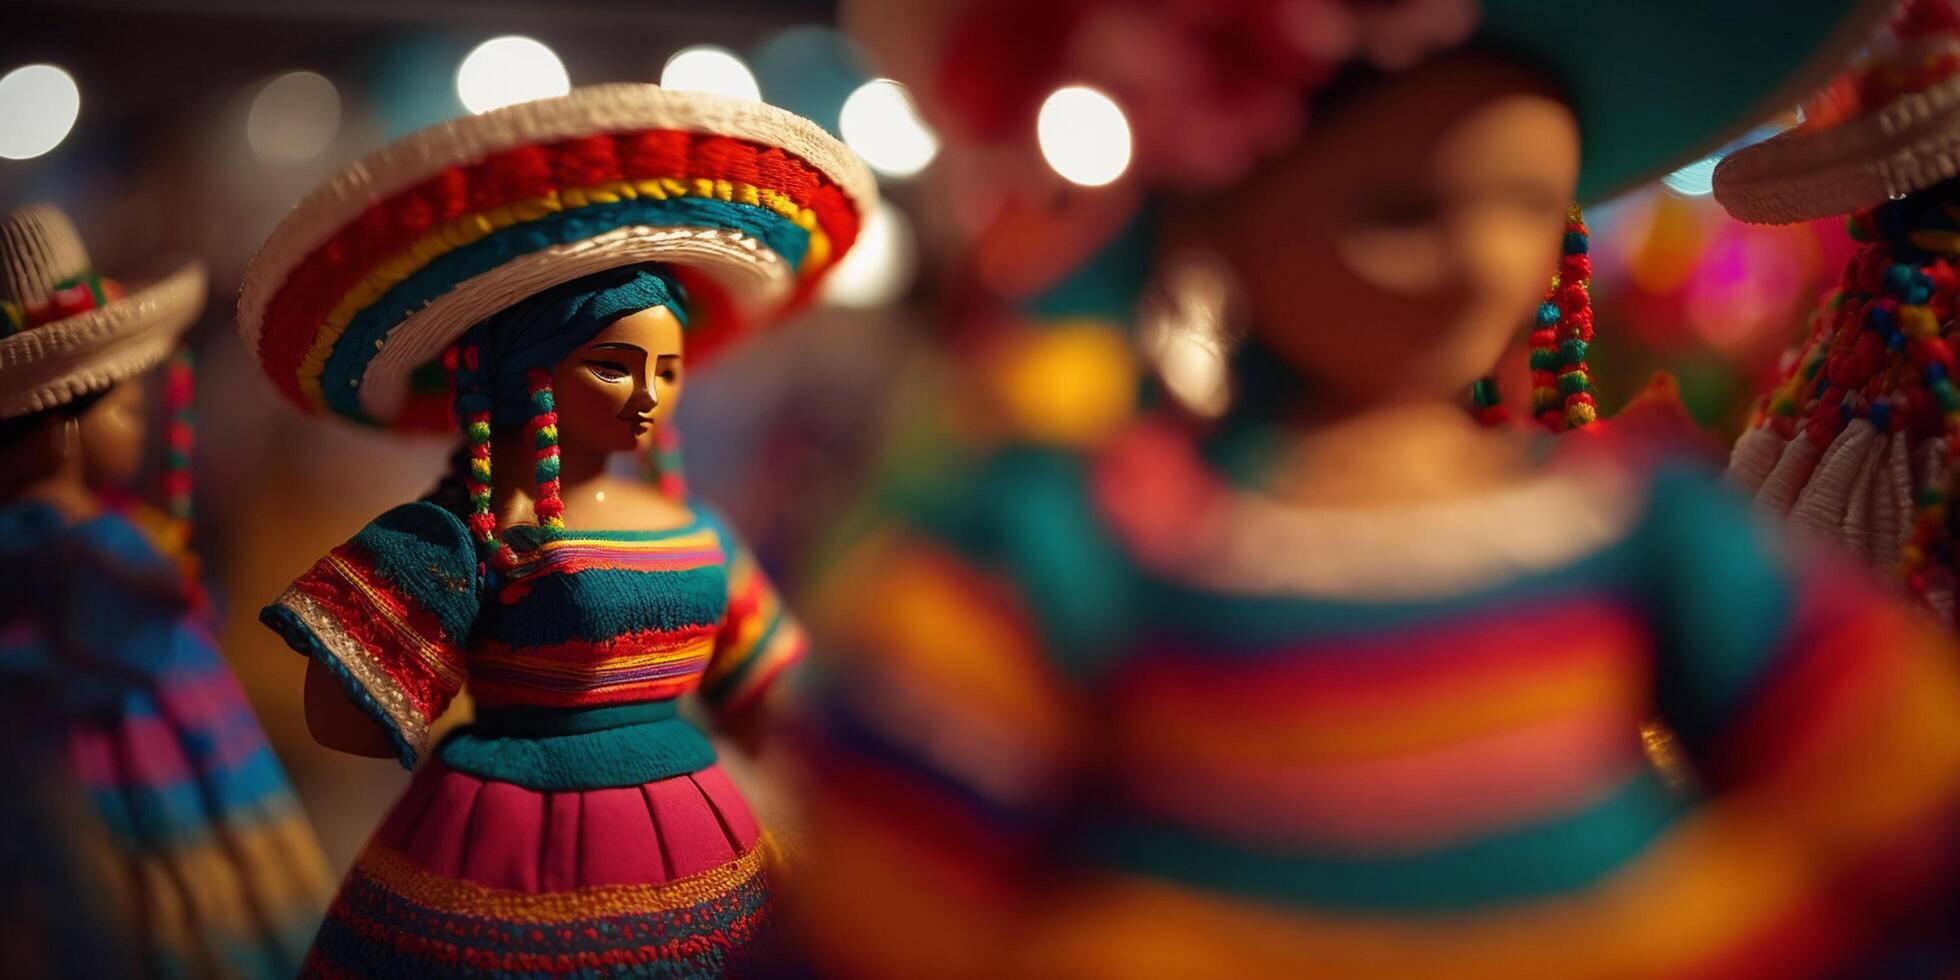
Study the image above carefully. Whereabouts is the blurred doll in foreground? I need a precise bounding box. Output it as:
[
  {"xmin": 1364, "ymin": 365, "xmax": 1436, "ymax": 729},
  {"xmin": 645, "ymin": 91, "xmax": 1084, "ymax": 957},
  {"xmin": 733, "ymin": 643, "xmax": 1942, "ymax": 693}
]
[
  {"xmin": 0, "ymin": 204, "xmax": 330, "ymax": 979},
  {"xmin": 789, "ymin": 1, "xmax": 1960, "ymax": 978}
]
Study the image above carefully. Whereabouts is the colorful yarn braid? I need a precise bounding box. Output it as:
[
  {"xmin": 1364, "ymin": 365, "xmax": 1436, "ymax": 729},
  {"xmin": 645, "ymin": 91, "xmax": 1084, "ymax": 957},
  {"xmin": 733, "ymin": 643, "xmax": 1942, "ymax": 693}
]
[
  {"xmin": 1529, "ymin": 207, "xmax": 1597, "ymax": 432},
  {"xmin": 163, "ymin": 349, "xmax": 195, "ymax": 524},
  {"xmin": 527, "ymin": 368, "xmax": 566, "ymax": 529},
  {"xmin": 448, "ymin": 342, "xmax": 506, "ymax": 573},
  {"xmin": 447, "ymin": 346, "xmax": 579, "ymax": 571}
]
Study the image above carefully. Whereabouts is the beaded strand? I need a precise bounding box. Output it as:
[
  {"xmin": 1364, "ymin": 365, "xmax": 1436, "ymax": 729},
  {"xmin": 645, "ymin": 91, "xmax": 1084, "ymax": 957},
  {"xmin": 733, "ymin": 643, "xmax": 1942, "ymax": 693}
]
[
  {"xmin": 1528, "ymin": 207, "xmax": 1597, "ymax": 433},
  {"xmin": 1474, "ymin": 206, "xmax": 1594, "ymax": 432}
]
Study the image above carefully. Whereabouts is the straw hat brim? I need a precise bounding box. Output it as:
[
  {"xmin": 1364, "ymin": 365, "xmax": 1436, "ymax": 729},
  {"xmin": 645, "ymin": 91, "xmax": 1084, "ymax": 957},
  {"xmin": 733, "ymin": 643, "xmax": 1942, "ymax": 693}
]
[
  {"xmin": 0, "ymin": 260, "xmax": 207, "ymax": 419},
  {"xmin": 1713, "ymin": 75, "xmax": 1960, "ymax": 224},
  {"xmin": 239, "ymin": 84, "xmax": 875, "ymax": 430}
]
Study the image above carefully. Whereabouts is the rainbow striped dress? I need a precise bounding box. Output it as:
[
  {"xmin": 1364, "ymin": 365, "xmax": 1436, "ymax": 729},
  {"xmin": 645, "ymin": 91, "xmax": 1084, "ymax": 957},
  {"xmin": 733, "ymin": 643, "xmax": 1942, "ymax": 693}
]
[
  {"xmin": 793, "ymin": 416, "xmax": 1960, "ymax": 980},
  {"xmin": 0, "ymin": 500, "xmax": 331, "ymax": 979},
  {"xmin": 263, "ymin": 501, "xmax": 804, "ymax": 978}
]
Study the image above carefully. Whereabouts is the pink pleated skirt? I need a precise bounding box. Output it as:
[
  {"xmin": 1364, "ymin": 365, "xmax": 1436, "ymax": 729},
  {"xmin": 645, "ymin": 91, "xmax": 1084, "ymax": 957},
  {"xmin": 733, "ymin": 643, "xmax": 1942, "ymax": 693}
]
[{"xmin": 303, "ymin": 761, "xmax": 776, "ymax": 978}]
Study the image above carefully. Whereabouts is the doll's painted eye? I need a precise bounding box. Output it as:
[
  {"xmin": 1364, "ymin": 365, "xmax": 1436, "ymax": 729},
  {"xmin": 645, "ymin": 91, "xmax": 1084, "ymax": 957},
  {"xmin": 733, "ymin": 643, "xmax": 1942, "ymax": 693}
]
[
  {"xmin": 658, "ymin": 368, "xmax": 679, "ymax": 382},
  {"xmin": 584, "ymin": 360, "xmax": 630, "ymax": 383}
]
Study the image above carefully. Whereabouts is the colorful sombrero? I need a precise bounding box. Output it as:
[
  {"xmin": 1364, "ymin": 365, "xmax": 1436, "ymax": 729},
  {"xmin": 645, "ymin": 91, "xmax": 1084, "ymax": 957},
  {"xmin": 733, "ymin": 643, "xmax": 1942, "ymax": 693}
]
[
  {"xmin": 1715, "ymin": 0, "xmax": 1960, "ymax": 224},
  {"xmin": 240, "ymin": 83, "xmax": 876, "ymax": 430},
  {"xmin": 1, "ymin": 204, "xmax": 207, "ymax": 419}
]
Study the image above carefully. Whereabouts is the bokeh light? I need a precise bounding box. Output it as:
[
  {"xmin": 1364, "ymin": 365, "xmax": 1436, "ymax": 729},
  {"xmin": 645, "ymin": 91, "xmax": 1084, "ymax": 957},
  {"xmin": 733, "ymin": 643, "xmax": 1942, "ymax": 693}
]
[
  {"xmin": 1037, "ymin": 85, "xmax": 1131, "ymax": 187},
  {"xmin": 455, "ymin": 36, "xmax": 570, "ymax": 114},
  {"xmin": 247, "ymin": 71, "xmax": 341, "ymax": 165},
  {"xmin": 823, "ymin": 204, "xmax": 916, "ymax": 308},
  {"xmin": 839, "ymin": 79, "xmax": 939, "ymax": 178},
  {"xmin": 659, "ymin": 46, "xmax": 760, "ymax": 102},
  {"xmin": 0, "ymin": 64, "xmax": 81, "ymax": 161}
]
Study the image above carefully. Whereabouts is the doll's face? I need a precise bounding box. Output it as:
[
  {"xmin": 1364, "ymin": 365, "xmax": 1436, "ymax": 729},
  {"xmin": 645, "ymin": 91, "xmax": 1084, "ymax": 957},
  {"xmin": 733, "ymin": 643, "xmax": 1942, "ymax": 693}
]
[
  {"xmin": 78, "ymin": 380, "xmax": 147, "ymax": 488},
  {"xmin": 1169, "ymin": 52, "xmax": 1579, "ymax": 409},
  {"xmin": 551, "ymin": 305, "xmax": 685, "ymax": 456}
]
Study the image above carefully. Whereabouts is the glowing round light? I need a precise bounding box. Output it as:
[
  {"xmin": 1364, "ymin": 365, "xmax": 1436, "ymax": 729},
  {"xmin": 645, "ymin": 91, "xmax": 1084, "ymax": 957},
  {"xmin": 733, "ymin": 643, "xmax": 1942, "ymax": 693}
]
[
  {"xmin": 0, "ymin": 64, "xmax": 81, "ymax": 161},
  {"xmin": 247, "ymin": 71, "xmax": 341, "ymax": 165},
  {"xmin": 1037, "ymin": 85, "xmax": 1131, "ymax": 187},
  {"xmin": 838, "ymin": 79, "xmax": 939, "ymax": 178},
  {"xmin": 659, "ymin": 46, "xmax": 760, "ymax": 102},
  {"xmin": 1661, "ymin": 154, "xmax": 1720, "ymax": 197},
  {"xmin": 823, "ymin": 204, "xmax": 916, "ymax": 308},
  {"xmin": 455, "ymin": 36, "xmax": 570, "ymax": 115}
]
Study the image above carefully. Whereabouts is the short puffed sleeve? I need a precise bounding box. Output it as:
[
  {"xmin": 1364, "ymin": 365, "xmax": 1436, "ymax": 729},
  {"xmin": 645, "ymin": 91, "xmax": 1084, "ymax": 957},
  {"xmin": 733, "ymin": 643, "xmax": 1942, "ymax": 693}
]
[
  {"xmin": 260, "ymin": 501, "xmax": 478, "ymax": 768},
  {"xmin": 697, "ymin": 515, "xmax": 807, "ymax": 725}
]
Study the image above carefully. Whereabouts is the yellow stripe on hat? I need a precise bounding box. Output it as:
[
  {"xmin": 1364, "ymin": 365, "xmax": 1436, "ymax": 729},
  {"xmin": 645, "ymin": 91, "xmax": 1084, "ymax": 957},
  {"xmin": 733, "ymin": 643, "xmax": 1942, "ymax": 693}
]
[{"xmin": 294, "ymin": 179, "xmax": 832, "ymax": 411}]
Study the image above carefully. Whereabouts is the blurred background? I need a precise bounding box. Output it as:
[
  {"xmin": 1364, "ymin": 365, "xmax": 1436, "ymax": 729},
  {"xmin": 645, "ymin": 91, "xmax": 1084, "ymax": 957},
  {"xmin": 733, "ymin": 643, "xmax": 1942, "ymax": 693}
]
[{"xmin": 0, "ymin": 0, "xmax": 1855, "ymax": 868}]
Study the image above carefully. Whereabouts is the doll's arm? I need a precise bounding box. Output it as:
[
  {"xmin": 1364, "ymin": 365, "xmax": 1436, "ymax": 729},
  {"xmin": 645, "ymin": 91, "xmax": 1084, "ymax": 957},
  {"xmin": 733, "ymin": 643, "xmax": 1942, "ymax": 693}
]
[
  {"xmin": 303, "ymin": 657, "xmax": 400, "ymax": 759},
  {"xmin": 699, "ymin": 536, "xmax": 807, "ymax": 738},
  {"xmin": 261, "ymin": 502, "xmax": 478, "ymax": 769}
]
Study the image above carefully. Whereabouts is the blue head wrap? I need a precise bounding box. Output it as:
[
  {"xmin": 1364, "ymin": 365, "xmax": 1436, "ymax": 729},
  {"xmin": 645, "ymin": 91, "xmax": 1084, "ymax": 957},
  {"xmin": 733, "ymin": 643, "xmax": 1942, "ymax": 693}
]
[{"xmin": 454, "ymin": 264, "xmax": 688, "ymax": 428}]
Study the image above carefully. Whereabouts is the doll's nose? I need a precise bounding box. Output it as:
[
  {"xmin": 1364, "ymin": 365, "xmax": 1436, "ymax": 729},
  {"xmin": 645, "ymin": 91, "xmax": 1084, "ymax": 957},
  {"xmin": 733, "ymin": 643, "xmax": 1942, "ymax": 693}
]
[{"xmin": 628, "ymin": 381, "xmax": 658, "ymax": 415}]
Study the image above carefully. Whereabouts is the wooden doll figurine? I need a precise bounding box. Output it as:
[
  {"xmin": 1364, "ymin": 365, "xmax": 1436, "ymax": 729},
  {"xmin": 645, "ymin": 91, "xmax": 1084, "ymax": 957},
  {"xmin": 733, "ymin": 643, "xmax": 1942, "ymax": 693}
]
[
  {"xmin": 0, "ymin": 204, "xmax": 331, "ymax": 978},
  {"xmin": 790, "ymin": 2, "xmax": 1960, "ymax": 978},
  {"xmin": 242, "ymin": 85, "xmax": 872, "ymax": 976}
]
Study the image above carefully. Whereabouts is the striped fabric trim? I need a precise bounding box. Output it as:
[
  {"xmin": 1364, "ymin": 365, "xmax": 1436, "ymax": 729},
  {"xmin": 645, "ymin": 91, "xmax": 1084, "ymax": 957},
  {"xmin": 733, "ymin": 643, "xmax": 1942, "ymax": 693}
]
[
  {"xmin": 263, "ymin": 586, "xmax": 442, "ymax": 767},
  {"xmin": 470, "ymin": 626, "xmax": 718, "ymax": 707},
  {"xmin": 350, "ymin": 838, "xmax": 768, "ymax": 924},
  {"xmin": 506, "ymin": 527, "xmax": 725, "ymax": 577}
]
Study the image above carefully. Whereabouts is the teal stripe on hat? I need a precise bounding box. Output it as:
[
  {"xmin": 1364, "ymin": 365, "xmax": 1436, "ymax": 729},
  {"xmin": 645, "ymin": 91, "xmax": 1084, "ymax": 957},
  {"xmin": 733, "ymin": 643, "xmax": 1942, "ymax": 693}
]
[{"xmin": 320, "ymin": 197, "xmax": 809, "ymax": 423}]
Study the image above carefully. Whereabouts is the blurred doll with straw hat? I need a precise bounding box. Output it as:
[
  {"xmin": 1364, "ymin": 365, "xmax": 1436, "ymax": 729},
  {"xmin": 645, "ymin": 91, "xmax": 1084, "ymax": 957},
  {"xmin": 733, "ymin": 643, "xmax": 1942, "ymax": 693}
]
[{"xmin": 0, "ymin": 202, "xmax": 332, "ymax": 979}]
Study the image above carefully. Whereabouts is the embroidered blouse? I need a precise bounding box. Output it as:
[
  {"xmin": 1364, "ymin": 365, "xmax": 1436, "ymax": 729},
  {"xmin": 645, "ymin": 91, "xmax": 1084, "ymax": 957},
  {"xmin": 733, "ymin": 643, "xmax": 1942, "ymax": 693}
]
[{"xmin": 264, "ymin": 501, "xmax": 802, "ymax": 769}]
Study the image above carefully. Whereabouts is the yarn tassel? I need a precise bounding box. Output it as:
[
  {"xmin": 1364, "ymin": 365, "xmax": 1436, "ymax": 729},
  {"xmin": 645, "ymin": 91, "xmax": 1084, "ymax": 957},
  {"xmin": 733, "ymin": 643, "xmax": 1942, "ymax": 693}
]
[{"xmin": 645, "ymin": 423, "xmax": 687, "ymax": 500}]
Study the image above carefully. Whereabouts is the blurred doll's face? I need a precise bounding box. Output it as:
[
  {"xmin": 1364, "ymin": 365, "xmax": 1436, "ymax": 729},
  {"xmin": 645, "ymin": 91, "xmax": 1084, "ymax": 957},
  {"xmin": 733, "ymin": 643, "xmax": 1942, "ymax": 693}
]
[
  {"xmin": 551, "ymin": 305, "xmax": 686, "ymax": 456},
  {"xmin": 1171, "ymin": 52, "xmax": 1579, "ymax": 409},
  {"xmin": 78, "ymin": 380, "xmax": 147, "ymax": 487}
]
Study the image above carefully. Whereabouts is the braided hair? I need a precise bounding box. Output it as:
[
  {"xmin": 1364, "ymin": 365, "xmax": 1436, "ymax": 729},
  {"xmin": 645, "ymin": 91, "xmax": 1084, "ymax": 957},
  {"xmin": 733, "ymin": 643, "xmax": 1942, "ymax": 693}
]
[{"xmin": 441, "ymin": 264, "xmax": 690, "ymax": 576}]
